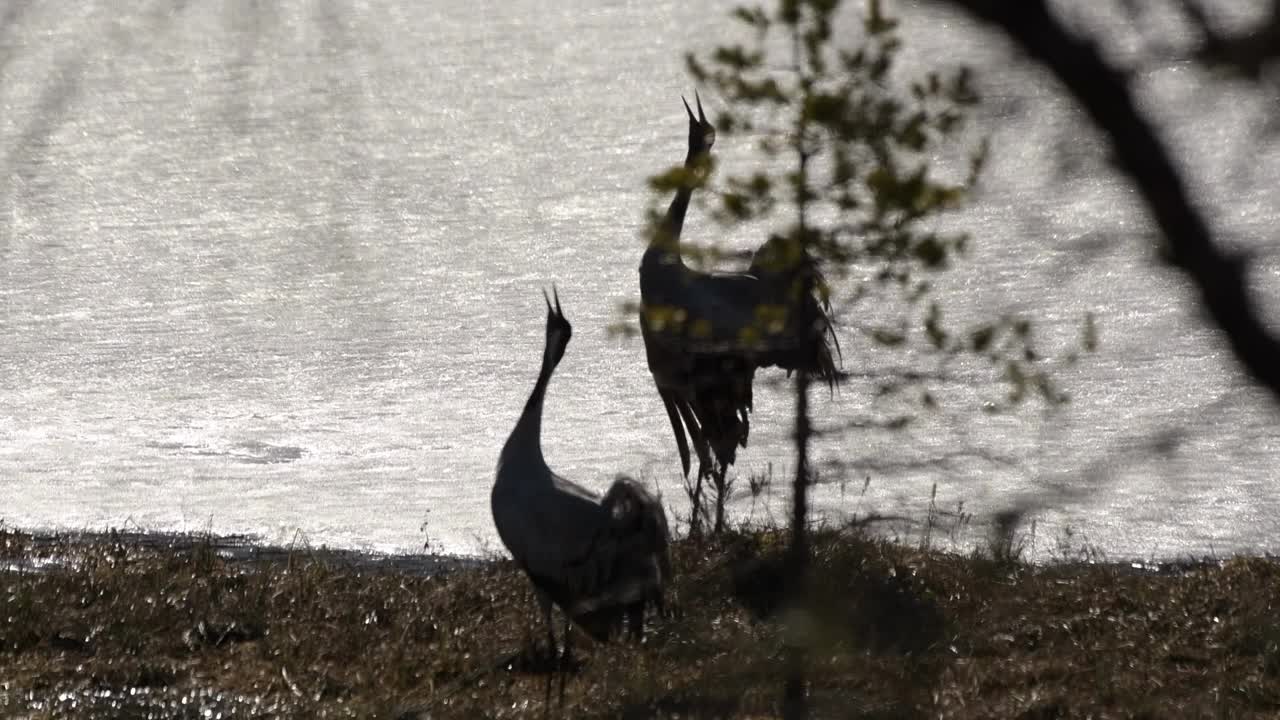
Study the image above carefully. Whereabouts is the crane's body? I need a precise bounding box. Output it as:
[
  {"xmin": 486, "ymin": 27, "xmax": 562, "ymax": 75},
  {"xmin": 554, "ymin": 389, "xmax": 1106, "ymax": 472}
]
[{"xmin": 493, "ymin": 289, "xmax": 670, "ymax": 653}]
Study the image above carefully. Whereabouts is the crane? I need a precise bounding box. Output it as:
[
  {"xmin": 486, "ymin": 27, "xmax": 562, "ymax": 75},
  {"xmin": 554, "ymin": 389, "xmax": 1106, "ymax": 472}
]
[
  {"xmin": 638, "ymin": 94, "xmax": 840, "ymax": 532},
  {"xmin": 493, "ymin": 288, "xmax": 671, "ymax": 666}
]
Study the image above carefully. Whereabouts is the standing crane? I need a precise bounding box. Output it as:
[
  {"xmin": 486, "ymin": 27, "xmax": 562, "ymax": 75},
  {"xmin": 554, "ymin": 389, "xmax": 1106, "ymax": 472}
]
[
  {"xmin": 493, "ymin": 288, "xmax": 671, "ymax": 667},
  {"xmin": 638, "ymin": 94, "xmax": 840, "ymax": 533}
]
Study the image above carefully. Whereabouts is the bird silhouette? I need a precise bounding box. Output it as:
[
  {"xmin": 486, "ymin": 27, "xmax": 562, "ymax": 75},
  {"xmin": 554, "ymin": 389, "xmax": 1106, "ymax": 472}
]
[
  {"xmin": 493, "ymin": 288, "xmax": 671, "ymax": 667},
  {"xmin": 638, "ymin": 93, "xmax": 840, "ymax": 532}
]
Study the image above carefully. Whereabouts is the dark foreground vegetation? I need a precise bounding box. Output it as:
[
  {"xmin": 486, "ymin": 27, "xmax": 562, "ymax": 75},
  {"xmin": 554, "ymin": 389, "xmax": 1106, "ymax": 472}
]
[{"xmin": 2, "ymin": 525, "xmax": 1279, "ymax": 719}]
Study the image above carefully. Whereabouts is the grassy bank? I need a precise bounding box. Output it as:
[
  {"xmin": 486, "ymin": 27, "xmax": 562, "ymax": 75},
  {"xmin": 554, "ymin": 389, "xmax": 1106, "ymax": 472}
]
[{"xmin": 2, "ymin": 524, "xmax": 1279, "ymax": 718}]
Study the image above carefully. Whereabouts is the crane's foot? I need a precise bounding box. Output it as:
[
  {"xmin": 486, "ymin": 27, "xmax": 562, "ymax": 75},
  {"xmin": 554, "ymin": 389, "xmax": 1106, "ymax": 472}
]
[
  {"xmin": 510, "ymin": 639, "xmax": 561, "ymax": 674},
  {"xmin": 556, "ymin": 643, "xmax": 583, "ymax": 674}
]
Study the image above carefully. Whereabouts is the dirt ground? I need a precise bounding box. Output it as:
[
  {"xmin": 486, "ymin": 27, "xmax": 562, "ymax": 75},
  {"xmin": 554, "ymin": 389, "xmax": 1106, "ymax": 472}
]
[{"xmin": 2, "ymin": 524, "xmax": 1278, "ymax": 718}]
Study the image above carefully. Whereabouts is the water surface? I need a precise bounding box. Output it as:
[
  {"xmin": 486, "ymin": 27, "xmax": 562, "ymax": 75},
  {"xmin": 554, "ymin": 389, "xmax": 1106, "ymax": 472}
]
[{"xmin": 2, "ymin": 0, "xmax": 1278, "ymax": 560}]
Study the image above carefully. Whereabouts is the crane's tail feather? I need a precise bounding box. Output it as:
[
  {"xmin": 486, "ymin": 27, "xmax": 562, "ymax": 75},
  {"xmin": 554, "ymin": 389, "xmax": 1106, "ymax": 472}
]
[
  {"xmin": 671, "ymin": 392, "xmax": 712, "ymax": 478},
  {"xmin": 745, "ymin": 240, "xmax": 843, "ymax": 392},
  {"xmin": 816, "ymin": 315, "xmax": 841, "ymax": 394},
  {"xmin": 658, "ymin": 388, "xmax": 691, "ymax": 478},
  {"xmin": 813, "ymin": 264, "xmax": 843, "ymax": 394}
]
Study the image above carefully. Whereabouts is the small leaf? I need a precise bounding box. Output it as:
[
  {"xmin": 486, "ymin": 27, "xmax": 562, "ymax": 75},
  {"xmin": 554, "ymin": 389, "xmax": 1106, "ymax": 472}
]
[
  {"xmin": 912, "ymin": 235, "xmax": 947, "ymax": 268},
  {"xmin": 870, "ymin": 328, "xmax": 906, "ymax": 346},
  {"xmin": 722, "ymin": 192, "xmax": 750, "ymax": 219},
  {"xmin": 1005, "ymin": 361, "xmax": 1026, "ymax": 403},
  {"xmin": 606, "ymin": 321, "xmax": 638, "ymax": 338},
  {"xmin": 731, "ymin": 5, "xmax": 770, "ymax": 28},
  {"xmin": 924, "ymin": 302, "xmax": 946, "ymax": 349},
  {"xmin": 970, "ymin": 325, "xmax": 994, "ymax": 352},
  {"xmin": 865, "ymin": 0, "xmax": 898, "ymax": 34}
]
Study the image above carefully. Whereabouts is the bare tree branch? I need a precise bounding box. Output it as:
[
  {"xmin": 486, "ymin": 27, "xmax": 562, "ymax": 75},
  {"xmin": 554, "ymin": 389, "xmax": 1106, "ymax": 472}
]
[
  {"xmin": 1179, "ymin": 0, "xmax": 1280, "ymax": 81},
  {"xmin": 818, "ymin": 447, "xmax": 1022, "ymax": 477},
  {"xmin": 927, "ymin": 0, "xmax": 1280, "ymax": 402}
]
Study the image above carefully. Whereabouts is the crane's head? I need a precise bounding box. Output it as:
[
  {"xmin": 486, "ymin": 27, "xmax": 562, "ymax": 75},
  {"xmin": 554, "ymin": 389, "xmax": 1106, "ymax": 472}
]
[
  {"xmin": 683, "ymin": 92, "xmax": 716, "ymax": 159},
  {"xmin": 542, "ymin": 285, "xmax": 572, "ymax": 368}
]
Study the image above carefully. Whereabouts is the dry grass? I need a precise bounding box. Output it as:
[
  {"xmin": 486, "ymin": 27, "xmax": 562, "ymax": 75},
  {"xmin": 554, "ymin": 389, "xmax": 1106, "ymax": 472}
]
[{"xmin": 2, "ymin": 523, "xmax": 1279, "ymax": 718}]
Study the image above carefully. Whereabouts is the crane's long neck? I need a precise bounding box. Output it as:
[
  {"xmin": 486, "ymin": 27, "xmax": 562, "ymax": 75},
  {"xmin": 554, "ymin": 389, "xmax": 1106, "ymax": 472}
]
[
  {"xmin": 652, "ymin": 147, "xmax": 704, "ymax": 255},
  {"xmin": 502, "ymin": 337, "xmax": 559, "ymax": 468}
]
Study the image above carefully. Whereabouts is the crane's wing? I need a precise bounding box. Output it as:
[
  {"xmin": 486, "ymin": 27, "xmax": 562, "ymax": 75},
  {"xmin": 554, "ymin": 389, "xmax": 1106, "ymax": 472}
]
[
  {"xmin": 649, "ymin": 267, "xmax": 834, "ymax": 368},
  {"xmin": 568, "ymin": 476, "xmax": 670, "ymax": 622},
  {"xmin": 518, "ymin": 476, "xmax": 663, "ymax": 641},
  {"xmin": 667, "ymin": 270, "xmax": 765, "ymax": 352},
  {"xmin": 748, "ymin": 240, "xmax": 842, "ymax": 388},
  {"xmin": 687, "ymin": 270, "xmax": 841, "ymax": 391},
  {"xmin": 602, "ymin": 475, "xmax": 670, "ymax": 577}
]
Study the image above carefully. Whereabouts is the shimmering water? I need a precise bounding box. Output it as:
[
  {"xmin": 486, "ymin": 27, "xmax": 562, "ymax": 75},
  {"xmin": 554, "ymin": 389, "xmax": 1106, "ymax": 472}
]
[{"xmin": 1, "ymin": 0, "xmax": 1278, "ymax": 560}]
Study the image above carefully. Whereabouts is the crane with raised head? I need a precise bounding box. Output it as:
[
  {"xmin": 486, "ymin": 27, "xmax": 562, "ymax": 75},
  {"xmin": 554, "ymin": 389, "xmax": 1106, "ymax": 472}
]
[
  {"xmin": 639, "ymin": 94, "xmax": 840, "ymax": 532},
  {"xmin": 493, "ymin": 288, "xmax": 671, "ymax": 667}
]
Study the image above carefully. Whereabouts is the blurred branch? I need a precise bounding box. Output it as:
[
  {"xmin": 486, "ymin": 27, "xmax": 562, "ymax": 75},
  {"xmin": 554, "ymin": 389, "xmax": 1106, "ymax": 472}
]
[
  {"xmin": 1180, "ymin": 0, "xmax": 1280, "ymax": 81},
  {"xmin": 926, "ymin": 0, "xmax": 1280, "ymax": 403},
  {"xmin": 819, "ymin": 447, "xmax": 1022, "ymax": 477},
  {"xmin": 995, "ymin": 390, "xmax": 1241, "ymax": 520},
  {"xmin": 755, "ymin": 365, "xmax": 971, "ymax": 391}
]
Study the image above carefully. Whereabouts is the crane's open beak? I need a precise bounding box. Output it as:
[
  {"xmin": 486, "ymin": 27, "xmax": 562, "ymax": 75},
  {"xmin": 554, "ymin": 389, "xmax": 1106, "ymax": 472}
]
[
  {"xmin": 682, "ymin": 91, "xmax": 708, "ymax": 127},
  {"xmin": 543, "ymin": 285, "xmax": 565, "ymax": 319}
]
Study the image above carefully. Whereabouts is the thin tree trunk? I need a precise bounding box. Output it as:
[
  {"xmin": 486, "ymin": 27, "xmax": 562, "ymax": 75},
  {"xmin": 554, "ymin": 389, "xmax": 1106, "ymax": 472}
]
[
  {"xmin": 783, "ymin": 41, "xmax": 814, "ymax": 712},
  {"xmin": 782, "ymin": 364, "xmax": 811, "ymax": 720}
]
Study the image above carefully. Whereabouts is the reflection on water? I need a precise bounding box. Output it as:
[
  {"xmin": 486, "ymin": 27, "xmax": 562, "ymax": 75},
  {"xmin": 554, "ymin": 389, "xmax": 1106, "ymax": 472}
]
[
  {"xmin": 0, "ymin": 1, "xmax": 1278, "ymax": 560},
  {"xmin": 147, "ymin": 440, "xmax": 306, "ymax": 465}
]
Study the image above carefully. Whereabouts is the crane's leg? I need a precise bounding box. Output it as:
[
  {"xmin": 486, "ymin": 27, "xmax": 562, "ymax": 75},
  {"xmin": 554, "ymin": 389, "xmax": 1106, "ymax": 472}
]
[
  {"xmin": 537, "ymin": 591, "xmax": 555, "ymax": 713},
  {"xmin": 558, "ymin": 611, "xmax": 571, "ymax": 704},
  {"xmin": 535, "ymin": 588, "xmax": 556, "ymax": 662},
  {"xmin": 691, "ymin": 469, "xmax": 707, "ymax": 536},
  {"xmin": 713, "ymin": 461, "xmax": 729, "ymax": 534},
  {"xmin": 561, "ymin": 611, "xmax": 573, "ymax": 666},
  {"xmin": 627, "ymin": 600, "xmax": 644, "ymax": 641}
]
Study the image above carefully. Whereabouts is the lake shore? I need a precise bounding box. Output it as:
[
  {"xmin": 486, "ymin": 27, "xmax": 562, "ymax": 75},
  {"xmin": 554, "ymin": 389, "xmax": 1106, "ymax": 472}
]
[{"xmin": 2, "ymin": 524, "xmax": 1278, "ymax": 718}]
